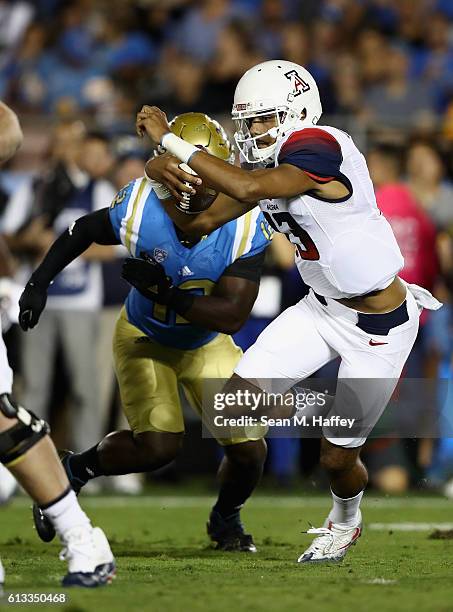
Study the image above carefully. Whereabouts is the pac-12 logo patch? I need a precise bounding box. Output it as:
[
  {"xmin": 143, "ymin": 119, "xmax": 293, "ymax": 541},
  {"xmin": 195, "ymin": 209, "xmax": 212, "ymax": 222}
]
[
  {"xmin": 153, "ymin": 247, "xmax": 168, "ymax": 263},
  {"xmin": 284, "ymin": 69, "xmax": 310, "ymax": 102}
]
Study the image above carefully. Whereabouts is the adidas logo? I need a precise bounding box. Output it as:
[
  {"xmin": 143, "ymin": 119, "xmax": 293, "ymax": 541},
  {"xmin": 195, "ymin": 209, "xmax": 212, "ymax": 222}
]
[{"xmin": 180, "ymin": 266, "xmax": 194, "ymax": 277}]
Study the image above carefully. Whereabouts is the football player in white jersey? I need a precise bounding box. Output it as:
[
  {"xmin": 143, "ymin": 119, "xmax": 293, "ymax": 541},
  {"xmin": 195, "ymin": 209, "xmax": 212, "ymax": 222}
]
[
  {"xmin": 0, "ymin": 101, "xmax": 115, "ymax": 588},
  {"xmin": 137, "ymin": 60, "xmax": 441, "ymax": 563}
]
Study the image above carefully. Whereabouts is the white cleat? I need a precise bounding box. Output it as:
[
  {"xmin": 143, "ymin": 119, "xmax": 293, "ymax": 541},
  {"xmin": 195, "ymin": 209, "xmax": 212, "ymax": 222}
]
[
  {"xmin": 297, "ymin": 511, "xmax": 362, "ymax": 563},
  {"xmin": 60, "ymin": 526, "xmax": 116, "ymax": 588}
]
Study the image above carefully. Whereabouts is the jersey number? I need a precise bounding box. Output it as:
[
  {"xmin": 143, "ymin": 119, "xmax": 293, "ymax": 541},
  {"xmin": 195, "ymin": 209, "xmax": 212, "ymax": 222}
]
[{"xmin": 263, "ymin": 211, "xmax": 320, "ymax": 261}]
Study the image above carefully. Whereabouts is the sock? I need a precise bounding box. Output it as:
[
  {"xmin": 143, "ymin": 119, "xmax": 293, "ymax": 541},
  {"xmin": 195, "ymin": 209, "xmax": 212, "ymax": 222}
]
[
  {"xmin": 68, "ymin": 444, "xmax": 104, "ymax": 484},
  {"xmin": 328, "ymin": 489, "xmax": 364, "ymax": 526},
  {"xmin": 41, "ymin": 488, "xmax": 91, "ymax": 537},
  {"xmin": 212, "ymin": 449, "xmax": 264, "ymax": 521},
  {"xmin": 213, "ymin": 483, "xmax": 246, "ymax": 520}
]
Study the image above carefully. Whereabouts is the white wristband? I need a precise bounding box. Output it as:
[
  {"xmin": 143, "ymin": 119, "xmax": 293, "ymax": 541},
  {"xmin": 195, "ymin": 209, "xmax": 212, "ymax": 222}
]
[
  {"xmin": 143, "ymin": 167, "xmax": 172, "ymax": 200},
  {"xmin": 161, "ymin": 132, "xmax": 198, "ymax": 164}
]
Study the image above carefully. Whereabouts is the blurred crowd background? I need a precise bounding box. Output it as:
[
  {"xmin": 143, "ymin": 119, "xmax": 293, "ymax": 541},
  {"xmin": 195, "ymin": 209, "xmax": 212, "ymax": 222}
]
[{"xmin": 1, "ymin": 0, "xmax": 453, "ymax": 497}]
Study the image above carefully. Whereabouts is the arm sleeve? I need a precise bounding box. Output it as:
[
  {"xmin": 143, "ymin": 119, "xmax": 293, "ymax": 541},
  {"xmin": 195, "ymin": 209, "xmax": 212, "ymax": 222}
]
[
  {"xmin": 30, "ymin": 208, "xmax": 119, "ymax": 287},
  {"xmin": 278, "ymin": 128, "xmax": 343, "ymax": 183},
  {"xmin": 221, "ymin": 250, "xmax": 266, "ymax": 283}
]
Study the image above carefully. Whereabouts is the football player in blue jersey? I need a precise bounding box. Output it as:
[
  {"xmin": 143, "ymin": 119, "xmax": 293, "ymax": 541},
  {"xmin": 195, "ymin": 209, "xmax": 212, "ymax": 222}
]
[{"xmin": 18, "ymin": 113, "xmax": 273, "ymax": 553}]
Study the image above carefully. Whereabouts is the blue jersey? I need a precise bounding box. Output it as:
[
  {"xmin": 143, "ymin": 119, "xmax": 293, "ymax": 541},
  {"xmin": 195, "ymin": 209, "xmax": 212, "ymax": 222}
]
[{"xmin": 109, "ymin": 177, "xmax": 272, "ymax": 349}]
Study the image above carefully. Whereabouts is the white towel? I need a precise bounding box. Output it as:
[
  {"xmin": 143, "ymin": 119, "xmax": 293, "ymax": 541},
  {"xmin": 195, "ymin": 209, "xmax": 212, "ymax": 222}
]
[{"xmin": 404, "ymin": 281, "xmax": 443, "ymax": 312}]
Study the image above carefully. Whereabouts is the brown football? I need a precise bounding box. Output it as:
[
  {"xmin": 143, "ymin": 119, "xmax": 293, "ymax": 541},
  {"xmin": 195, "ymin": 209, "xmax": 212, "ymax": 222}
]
[{"xmin": 175, "ymin": 163, "xmax": 218, "ymax": 215}]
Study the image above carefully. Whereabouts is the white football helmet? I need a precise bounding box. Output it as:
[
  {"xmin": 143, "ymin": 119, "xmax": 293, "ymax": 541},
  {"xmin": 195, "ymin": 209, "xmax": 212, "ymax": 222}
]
[{"xmin": 232, "ymin": 60, "xmax": 322, "ymax": 164}]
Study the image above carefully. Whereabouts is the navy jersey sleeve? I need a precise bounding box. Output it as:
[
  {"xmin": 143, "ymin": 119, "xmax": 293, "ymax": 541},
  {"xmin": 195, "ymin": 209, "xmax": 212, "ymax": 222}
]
[{"xmin": 278, "ymin": 128, "xmax": 343, "ymax": 183}]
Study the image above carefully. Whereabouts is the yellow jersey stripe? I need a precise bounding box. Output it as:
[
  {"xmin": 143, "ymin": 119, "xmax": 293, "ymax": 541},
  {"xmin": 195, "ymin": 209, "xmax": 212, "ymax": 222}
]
[
  {"xmin": 125, "ymin": 177, "xmax": 147, "ymax": 252},
  {"xmin": 236, "ymin": 210, "xmax": 252, "ymax": 259},
  {"xmin": 261, "ymin": 220, "xmax": 271, "ymax": 241}
]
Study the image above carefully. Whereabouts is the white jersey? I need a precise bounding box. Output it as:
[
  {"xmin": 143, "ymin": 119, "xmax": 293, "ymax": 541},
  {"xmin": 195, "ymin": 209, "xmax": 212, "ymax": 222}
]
[{"xmin": 258, "ymin": 124, "xmax": 404, "ymax": 298}]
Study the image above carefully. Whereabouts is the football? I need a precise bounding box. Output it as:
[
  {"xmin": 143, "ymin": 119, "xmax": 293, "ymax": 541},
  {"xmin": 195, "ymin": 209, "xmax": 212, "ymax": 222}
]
[{"xmin": 175, "ymin": 162, "xmax": 218, "ymax": 214}]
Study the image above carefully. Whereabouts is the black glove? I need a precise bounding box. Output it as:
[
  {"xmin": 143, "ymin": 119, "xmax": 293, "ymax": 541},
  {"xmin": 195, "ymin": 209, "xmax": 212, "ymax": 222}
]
[
  {"xmin": 18, "ymin": 281, "xmax": 48, "ymax": 331},
  {"xmin": 121, "ymin": 252, "xmax": 175, "ymax": 304}
]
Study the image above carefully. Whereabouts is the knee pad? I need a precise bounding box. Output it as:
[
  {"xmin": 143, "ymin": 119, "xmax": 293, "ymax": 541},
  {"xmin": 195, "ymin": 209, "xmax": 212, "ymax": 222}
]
[{"xmin": 0, "ymin": 394, "xmax": 49, "ymax": 467}]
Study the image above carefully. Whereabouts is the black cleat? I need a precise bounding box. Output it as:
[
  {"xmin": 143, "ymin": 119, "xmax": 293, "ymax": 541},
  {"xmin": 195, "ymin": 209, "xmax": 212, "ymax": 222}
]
[
  {"xmin": 33, "ymin": 450, "xmax": 85, "ymax": 543},
  {"xmin": 207, "ymin": 510, "xmax": 257, "ymax": 553},
  {"xmin": 62, "ymin": 561, "xmax": 116, "ymax": 588}
]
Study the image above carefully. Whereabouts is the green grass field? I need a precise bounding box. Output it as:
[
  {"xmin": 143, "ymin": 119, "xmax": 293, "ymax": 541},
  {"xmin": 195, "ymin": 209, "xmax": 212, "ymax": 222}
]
[{"xmin": 1, "ymin": 491, "xmax": 453, "ymax": 612}]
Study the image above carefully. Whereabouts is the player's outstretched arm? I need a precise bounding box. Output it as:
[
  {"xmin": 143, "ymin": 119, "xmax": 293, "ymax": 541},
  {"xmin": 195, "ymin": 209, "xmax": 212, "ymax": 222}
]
[
  {"xmin": 186, "ymin": 156, "xmax": 316, "ymax": 202},
  {"xmin": 137, "ymin": 106, "xmax": 317, "ymax": 202},
  {"xmin": 145, "ymin": 153, "xmax": 257, "ymax": 237},
  {"xmin": 18, "ymin": 208, "xmax": 119, "ymax": 330},
  {"xmin": 163, "ymin": 192, "xmax": 256, "ymax": 237}
]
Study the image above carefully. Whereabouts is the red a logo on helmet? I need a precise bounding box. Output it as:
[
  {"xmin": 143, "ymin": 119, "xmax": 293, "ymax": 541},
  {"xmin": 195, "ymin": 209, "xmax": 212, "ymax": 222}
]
[{"xmin": 284, "ymin": 69, "xmax": 310, "ymax": 99}]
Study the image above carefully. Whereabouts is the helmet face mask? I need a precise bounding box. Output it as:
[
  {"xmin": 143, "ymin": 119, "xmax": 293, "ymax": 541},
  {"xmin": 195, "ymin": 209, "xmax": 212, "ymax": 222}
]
[
  {"xmin": 234, "ymin": 107, "xmax": 295, "ymax": 164},
  {"xmin": 232, "ymin": 60, "xmax": 322, "ymax": 164}
]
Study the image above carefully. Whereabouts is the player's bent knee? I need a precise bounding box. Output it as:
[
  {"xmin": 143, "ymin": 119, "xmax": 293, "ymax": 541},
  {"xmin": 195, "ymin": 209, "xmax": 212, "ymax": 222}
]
[
  {"xmin": 0, "ymin": 394, "xmax": 49, "ymax": 467},
  {"xmin": 319, "ymin": 441, "xmax": 361, "ymax": 473},
  {"xmin": 224, "ymin": 438, "xmax": 267, "ymax": 467},
  {"xmin": 134, "ymin": 431, "xmax": 183, "ymax": 469},
  {"xmin": 222, "ymin": 373, "xmax": 263, "ymax": 397},
  {"xmin": 221, "ymin": 375, "xmax": 270, "ymax": 419}
]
